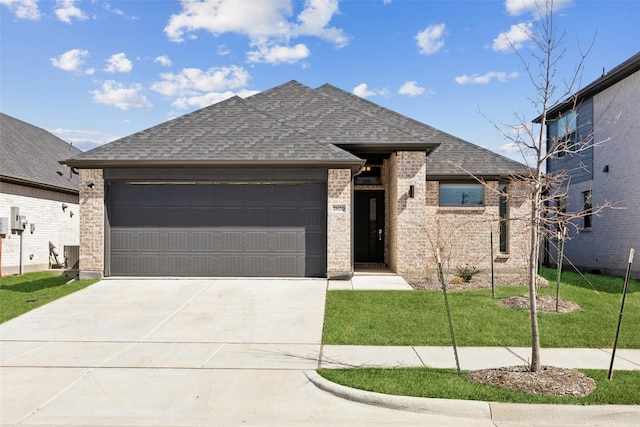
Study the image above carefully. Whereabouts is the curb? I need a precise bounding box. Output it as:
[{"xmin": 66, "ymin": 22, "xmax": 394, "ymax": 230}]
[
  {"xmin": 304, "ymin": 371, "xmax": 640, "ymax": 426},
  {"xmin": 304, "ymin": 370, "xmax": 491, "ymax": 420}
]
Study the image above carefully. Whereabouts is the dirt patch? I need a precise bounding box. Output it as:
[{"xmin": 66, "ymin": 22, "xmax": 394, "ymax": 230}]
[
  {"xmin": 501, "ymin": 293, "xmax": 580, "ymax": 313},
  {"xmin": 469, "ymin": 365, "xmax": 596, "ymax": 397}
]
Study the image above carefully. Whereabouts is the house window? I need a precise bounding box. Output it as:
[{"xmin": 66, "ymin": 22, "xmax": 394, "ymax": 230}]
[
  {"xmin": 439, "ymin": 183, "xmax": 484, "ymax": 206},
  {"xmin": 582, "ymin": 190, "xmax": 592, "ymax": 229},
  {"xmin": 499, "ymin": 184, "xmax": 508, "ymax": 253},
  {"xmin": 556, "ymin": 111, "xmax": 577, "ymax": 157}
]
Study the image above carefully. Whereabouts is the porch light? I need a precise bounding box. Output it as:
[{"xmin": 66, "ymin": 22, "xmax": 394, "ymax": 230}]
[{"xmin": 409, "ymin": 185, "xmax": 415, "ymax": 198}]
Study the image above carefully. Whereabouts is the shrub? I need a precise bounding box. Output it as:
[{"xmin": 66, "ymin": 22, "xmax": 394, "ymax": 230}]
[
  {"xmin": 455, "ymin": 264, "xmax": 481, "ymax": 283},
  {"xmin": 450, "ymin": 276, "xmax": 466, "ymax": 285}
]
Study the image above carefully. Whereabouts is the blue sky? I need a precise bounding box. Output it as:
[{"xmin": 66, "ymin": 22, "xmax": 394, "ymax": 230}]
[{"xmin": 1, "ymin": 0, "xmax": 638, "ymax": 161}]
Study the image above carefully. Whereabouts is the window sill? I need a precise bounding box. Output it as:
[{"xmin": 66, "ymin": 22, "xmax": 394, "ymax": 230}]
[
  {"xmin": 580, "ymin": 227, "xmax": 593, "ymax": 233},
  {"xmin": 437, "ymin": 206, "xmax": 485, "ymax": 214}
]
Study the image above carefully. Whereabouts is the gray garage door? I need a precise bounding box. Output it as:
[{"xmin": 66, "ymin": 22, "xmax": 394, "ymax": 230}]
[{"xmin": 107, "ymin": 183, "xmax": 327, "ymax": 277}]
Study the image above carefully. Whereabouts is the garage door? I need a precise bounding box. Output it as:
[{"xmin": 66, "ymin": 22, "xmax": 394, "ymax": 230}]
[{"xmin": 107, "ymin": 183, "xmax": 327, "ymax": 277}]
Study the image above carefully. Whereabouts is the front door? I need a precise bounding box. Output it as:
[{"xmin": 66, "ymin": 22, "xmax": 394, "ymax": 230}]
[{"xmin": 354, "ymin": 191, "xmax": 385, "ymax": 264}]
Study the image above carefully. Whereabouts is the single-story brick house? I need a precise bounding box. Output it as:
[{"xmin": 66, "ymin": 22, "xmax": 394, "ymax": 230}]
[
  {"xmin": 1, "ymin": 113, "xmax": 81, "ymax": 276},
  {"xmin": 63, "ymin": 81, "xmax": 531, "ymax": 280}
]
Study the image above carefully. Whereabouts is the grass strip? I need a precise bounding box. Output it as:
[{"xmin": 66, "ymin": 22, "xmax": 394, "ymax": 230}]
[
  {"xmin": 322, "ymin": 269, "xmax": 640, "ymax": 348},
  {"xmin": 0, "ymin": 272, "xmax": 99, "ymax": 323},
  {"xmin": 317, "ymin": 367, "xmax": 640, "ymax": 405}
]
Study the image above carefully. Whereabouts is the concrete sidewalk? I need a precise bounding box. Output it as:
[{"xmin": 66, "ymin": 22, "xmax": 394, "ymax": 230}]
[{"xmin": 320, "ymin": 345, "xmax": 640, "ymax": 371}]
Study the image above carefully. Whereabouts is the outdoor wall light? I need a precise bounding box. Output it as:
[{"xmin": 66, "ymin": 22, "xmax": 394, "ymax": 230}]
[
  {"xmin": 603, "ymin": 165, "xmax": 610, "ymax": 173},
  {"xmin": 30, "ymin": 223, "xmax": 36, "ymax": 234},
  {"xmin": 409, "ymin": 185, "xmax": 415, "ymax": 198},
  {"xmin": 70, "ymin": 211, "xmax": 74, "ymax": 217},
  {"xmin": 62, "ymin": 203, "xmax": 68, "ymax": 211},
  {"xmin": 87, "ymin": 182, "xmax": 95, "ymax": 189}
]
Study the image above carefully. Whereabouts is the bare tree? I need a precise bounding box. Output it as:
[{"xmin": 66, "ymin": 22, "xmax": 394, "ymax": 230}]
[{"xmin": 485, "ymin": 0, "xmax": 611, "ymax": 372}]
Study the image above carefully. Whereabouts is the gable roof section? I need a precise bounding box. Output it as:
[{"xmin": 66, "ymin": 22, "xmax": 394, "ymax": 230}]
[
  {"xmin": 244, "ymin": 81, "xmax": 437, "ymax": 152},
  {"xmin": 315, "ymin": 84, "xmax": 529, "ymax": 178},
  {"xmin": 535, "ymin": 51, "xmax": 640, "ymax": 122},
  {"xmin": 64, "ymin": 96, "xmax": 362, "ymax": 169},
  {"xmin": 1, "ymin": 113, "xmax": 81, "ymax": 193}
]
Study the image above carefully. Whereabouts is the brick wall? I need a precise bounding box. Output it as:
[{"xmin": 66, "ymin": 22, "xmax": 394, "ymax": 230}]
[
  {"xmin": 327, "ymin": 169, "xmax": 352, "ymax": 278},
  {"xmin": 78, "ymin": 169, "xmax": 104, "ymax": 279},
  {"xmin": 553, "ymin": 70, "xmax": 640, "ymax": 278},
  {"xmin": 389, "ymin": 152, "xmax": 428, "ymax": 278},
  {"xmin": 0, "ymin": 182, "xmax": 79, "ymax": 275},
  {"xmin": 424, "ymin": 180, "xmax": 531, "ymax": 281}
]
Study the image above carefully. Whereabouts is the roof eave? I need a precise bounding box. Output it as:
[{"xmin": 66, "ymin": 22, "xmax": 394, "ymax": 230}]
[
  {"xmin": 60, "ymin": 158, "xmax": 366, "ymax": 173},
  {"xmin": 335, "ymin": 142, "xmax": 439, "ymax": 155},
  {"xmin": 0, "ymin": 174, "xmax": 79, "ymax": 195},
  {"xmin": 533, "ymin": 52, "xmax": 640, "ymax": 123}
]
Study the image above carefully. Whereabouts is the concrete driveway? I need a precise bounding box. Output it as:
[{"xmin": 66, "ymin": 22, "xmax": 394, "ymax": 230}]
[{"xmin": 0, "ymin": 278, "xmax": 475, "ymax": 426}]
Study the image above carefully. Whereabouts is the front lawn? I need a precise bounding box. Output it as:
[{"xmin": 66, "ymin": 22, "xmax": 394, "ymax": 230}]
[
  {"xmin": 318, "ymin": 367, "xmax": 640, "ymax": 405},
  {"xmin": 0, "ymin": 272, "xmax": 99, "ymax": 323},
  {"xmin": 322, "ymin": 268, "xmax": 640, "ymax": 348}
]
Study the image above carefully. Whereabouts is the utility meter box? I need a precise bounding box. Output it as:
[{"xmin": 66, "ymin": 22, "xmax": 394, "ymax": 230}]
[
  {"xmin": 0, "ymin": 217, "xmax": 8, "ymax": 235},
  {"xmin": 10, "ymin": 207, "xmax": 27, "ymax": 231}
]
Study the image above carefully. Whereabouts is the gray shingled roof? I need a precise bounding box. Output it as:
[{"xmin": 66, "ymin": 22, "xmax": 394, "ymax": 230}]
[
  {"xmin": 65, "ymin": 95, "xmax": 361, "ymax": 168},
  {"xmin": 315, "ymin": 84, "xmax": 529, "ymax": 178},
  {"xmin": 64, "ymin": 80, "xmax": 528, "ymax": 178},
  {"xmin": 1, "ymin": 113, "xmax": 81, "ymax": 193},
  {"xmin": 245, "ymin": 81, "xmax": 436, "ymax": 149}
]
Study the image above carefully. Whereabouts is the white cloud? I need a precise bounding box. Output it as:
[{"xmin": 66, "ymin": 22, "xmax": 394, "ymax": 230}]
[
  {"xmin": 173, "ymin": 89, "xmax": 260, "ymax": 109},
  {"xmin": 104, "ymin": 53, "xmax": 133, "ymax": 73},
  {"xmin": 55, "ymin": 0, "xmax": 87, "ymax": 24},
  {"xmin": 164, "ymin": 0, "xmax": 348, "ymax": 64},
  {"xmin": 0, "ymin": 0, "xmax": 41, "ymax": 20},
  {"xmin": 455, "ymin": 71, "xmax": 519, "ymax": 85},
  {"xmin": 415, "ymin": 23, "xmax": 445, "ymax": 55},
  {"xmin": 492, "ymin": 22, "xmax": 532, "ymax": 52},
  {"xmin": 353, "ymin": 83, "xmax": 375, "ymax": 98},
  {"xmin": 151, "ymin": 65, "xmax": 252, "ymax": 108},
  {"xmin": 155, "ymin": 55, "xmax": 172, "ymax": 67},
  {"xmin": 398, "ymin": 81, "xmax": 426, "ymax": 96},
  {"xmin": 91, "ymin": 80, "xmax": 152, "ymax": 110},
  {"xmin": 50, "ymin": 48, "xmax": 92, "ymax": 73},
  {"xmin": 505, "ymin": 0, "xmax": 573, "ymax": 17},
  {"xmin": 352, "ymin": 83, "xmax": 388, "ymax": 98},
  {"xmin": 247, "ymin": 43, "xmax": 310, "ymax": 64},
  {"xmin": 217, "ymin": 45, "xmax": 230, "ymax": 56},
  {"xmin": 49, "ymin": 127, "xmax": 114, "ymax": 151}
]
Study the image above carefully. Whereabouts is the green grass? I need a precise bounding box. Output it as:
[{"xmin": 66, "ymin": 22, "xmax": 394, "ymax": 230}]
[
  {"xmin": 317, "ymin": 367, "xmax": 640, "ymax": 405},
  {"xmin": 322, "ymin": 268, "xmax": 640, "ymax": 348},
  {"xmin": 0, "ymin": 272, "xmax": 99, "ymax": 323}
]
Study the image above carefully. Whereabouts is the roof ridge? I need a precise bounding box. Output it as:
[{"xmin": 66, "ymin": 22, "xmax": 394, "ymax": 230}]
[
  {"xmin": 314, "ymin": 84, "xmax": 433, "ymax": 144},
  {"xmin": 242, "ymin": 92, "xmax": 361, "ymax": 162},
  {"xmin": 316, "ymin": 84, "xmax": 527, "ymax": 169}
]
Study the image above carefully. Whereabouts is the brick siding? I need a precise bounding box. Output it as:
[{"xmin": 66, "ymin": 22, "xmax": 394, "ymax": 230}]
[{"xmin": 78, "ymin": 169, "xmax": 104, "ymax": 279}]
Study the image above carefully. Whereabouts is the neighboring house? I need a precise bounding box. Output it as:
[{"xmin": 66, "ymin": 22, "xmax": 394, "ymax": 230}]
[
  {"xmin": 540, "ymin": 52, "xmax": 640, "ymax": 278},
  {"xmin": 63, "ymin": 81, "xmax": 530, "ymax": 280},
  {"xmin": 0, "ymin": 113, "xmax": 81, "ymax": 276}
]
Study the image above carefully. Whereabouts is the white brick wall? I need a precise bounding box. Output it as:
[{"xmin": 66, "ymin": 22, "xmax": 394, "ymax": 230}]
[
  {"xmin": 0, "ymin": 182, "xmax": 79, "ymax": 275},
  {"xmin": 560, "ymin": 70, "xmax": 640, "ymax": 277}
]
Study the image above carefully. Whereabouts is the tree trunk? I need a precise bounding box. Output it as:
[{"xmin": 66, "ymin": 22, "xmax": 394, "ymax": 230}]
[{"xmin": 528, "ymin": 186, "xmax": 542, "ymax": 372}]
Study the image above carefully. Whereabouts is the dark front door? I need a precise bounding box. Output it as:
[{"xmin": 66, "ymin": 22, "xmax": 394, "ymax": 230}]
[{"xmin": 354, "ymin": 191, "xmax": 385, "ymax": 264}]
